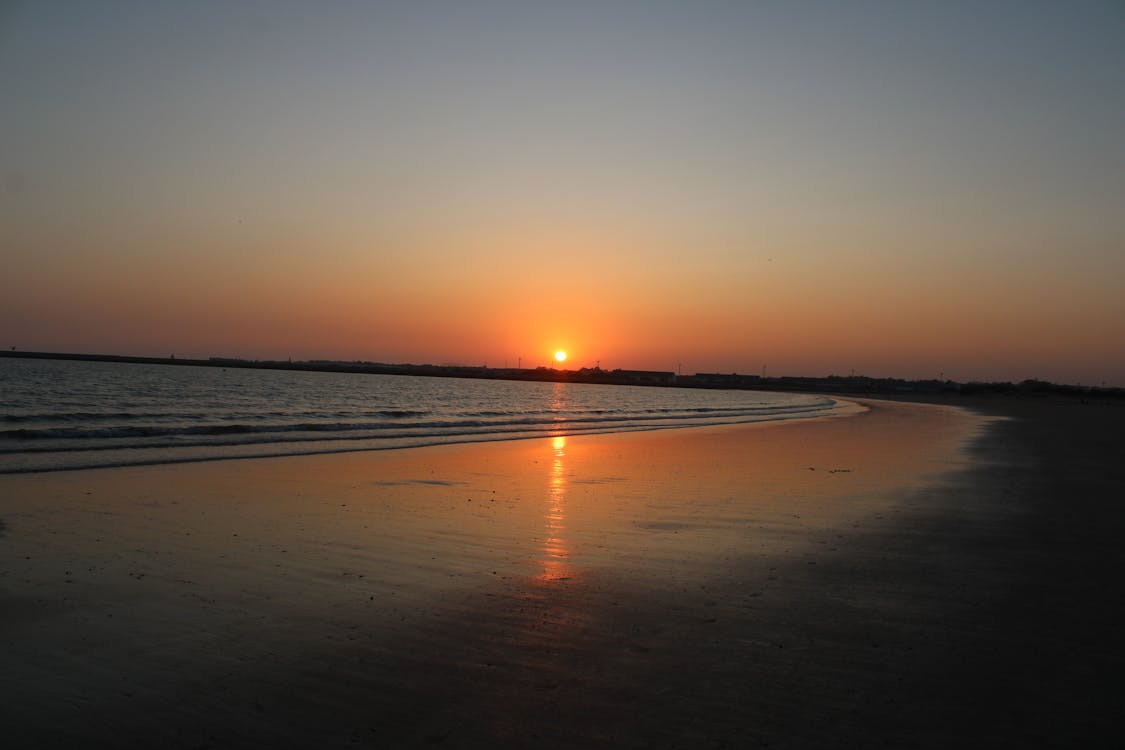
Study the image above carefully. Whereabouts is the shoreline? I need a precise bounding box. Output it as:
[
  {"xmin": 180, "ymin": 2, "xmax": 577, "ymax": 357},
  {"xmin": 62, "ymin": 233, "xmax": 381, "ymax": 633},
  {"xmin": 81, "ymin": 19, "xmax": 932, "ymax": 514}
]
[
  {"xmin": 0, "ymin": 395, "xmax": 858, "ymax": 477},
  {"xmin": 2, "ymin": 397, "xmax": 1121, "ymax": 746}
]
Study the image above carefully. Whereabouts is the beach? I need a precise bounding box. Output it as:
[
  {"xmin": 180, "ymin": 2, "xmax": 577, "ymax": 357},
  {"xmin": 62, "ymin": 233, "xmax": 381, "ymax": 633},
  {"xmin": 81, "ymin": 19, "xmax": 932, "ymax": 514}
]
[{"xmin": 2, "ymin": 396, "xmax": 1122, "ymax": 748}]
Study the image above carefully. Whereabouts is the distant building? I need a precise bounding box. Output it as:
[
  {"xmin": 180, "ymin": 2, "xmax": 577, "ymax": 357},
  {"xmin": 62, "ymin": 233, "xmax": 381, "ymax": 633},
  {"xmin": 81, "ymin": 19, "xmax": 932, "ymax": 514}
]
[
  {"xmin": 687, "ymin": 373, "xmax": 762, "ymax": 387},
  {"xmin": 610, "ymin": 369, "xmax": 676, "ymax": 385}
]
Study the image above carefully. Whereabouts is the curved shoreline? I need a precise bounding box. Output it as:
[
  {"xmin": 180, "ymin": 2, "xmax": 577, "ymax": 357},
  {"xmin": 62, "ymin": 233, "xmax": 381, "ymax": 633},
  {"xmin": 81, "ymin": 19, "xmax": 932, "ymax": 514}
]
[
  {"xmin": 1, "ymin": 394, "xmax": 860, "ymax": 475},
  {"xmin": 4, "ymin": 396, "xmax": 1119, "ymax": 746}
]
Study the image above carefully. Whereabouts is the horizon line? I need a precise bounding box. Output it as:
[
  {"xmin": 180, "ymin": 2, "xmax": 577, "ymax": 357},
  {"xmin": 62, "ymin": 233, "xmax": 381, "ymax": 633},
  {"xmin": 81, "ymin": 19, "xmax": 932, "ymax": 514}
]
[{"xmin": 2, "ymin": 348, "xmax": 1121, "ymax": 393}]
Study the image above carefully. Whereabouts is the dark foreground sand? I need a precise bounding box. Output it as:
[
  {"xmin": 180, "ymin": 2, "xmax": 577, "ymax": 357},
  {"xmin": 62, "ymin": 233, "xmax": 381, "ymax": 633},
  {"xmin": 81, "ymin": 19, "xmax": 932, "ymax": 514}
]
[{"xmin": 2, "ymin": 397, "xmax": 1122, "ymax": 748}]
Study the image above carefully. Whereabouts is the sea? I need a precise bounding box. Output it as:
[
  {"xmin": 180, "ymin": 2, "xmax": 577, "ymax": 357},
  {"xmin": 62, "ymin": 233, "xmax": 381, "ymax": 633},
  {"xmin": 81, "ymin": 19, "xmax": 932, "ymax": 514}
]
[{"xmin": 0, "ymin": 357, "xmax": 851, "ymax": 474}]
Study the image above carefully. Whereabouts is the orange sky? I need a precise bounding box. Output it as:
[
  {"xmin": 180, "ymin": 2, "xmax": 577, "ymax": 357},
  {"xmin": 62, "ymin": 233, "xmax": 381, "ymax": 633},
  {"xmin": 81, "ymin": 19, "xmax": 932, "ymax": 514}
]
[{"xmin": 3, "ymin": 2, "xmax": 1124, "ymax": 384}]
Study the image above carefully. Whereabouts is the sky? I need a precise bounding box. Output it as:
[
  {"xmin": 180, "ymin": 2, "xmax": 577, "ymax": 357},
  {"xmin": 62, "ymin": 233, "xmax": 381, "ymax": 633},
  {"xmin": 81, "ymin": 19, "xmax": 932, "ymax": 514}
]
[{"xmin": 2, "ymin": 1, "xmax": 1124, "ymax": 384}]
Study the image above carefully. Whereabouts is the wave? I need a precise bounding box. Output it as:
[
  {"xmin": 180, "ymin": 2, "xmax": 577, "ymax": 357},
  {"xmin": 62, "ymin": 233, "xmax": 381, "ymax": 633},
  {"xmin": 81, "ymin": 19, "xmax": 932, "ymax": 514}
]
[
  {"xmin": 2, "ymin": 408, "xmax": 432, "ymax": 424},
  {"xmin": 0, "ymin": 403, "xmax": 854, "ymax": 474},
  {"xmin": 0, "ymin": 402, "xmax": 833, "ymax": 446},
  {"xmin": 4, "ymin": 402, "xmax": 828, "ymax": 427},
  {"xmin": 1, "ymin": 358, "xmax": 849, "ymax": 474}
]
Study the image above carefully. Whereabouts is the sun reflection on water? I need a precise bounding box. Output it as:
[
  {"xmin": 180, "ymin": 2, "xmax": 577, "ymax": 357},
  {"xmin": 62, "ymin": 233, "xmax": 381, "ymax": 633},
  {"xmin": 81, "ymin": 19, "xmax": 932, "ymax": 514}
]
[{"xmin": 539, "ymin": 435, "xmax": 571, "ymax": 581}]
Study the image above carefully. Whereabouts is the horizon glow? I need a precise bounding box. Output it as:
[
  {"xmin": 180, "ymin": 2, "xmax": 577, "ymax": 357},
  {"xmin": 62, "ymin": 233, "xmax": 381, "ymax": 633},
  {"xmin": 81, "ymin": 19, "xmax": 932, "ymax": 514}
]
[{"xmin": 2, "ymin": 1, "xmax": 1124, "ymax": 385}]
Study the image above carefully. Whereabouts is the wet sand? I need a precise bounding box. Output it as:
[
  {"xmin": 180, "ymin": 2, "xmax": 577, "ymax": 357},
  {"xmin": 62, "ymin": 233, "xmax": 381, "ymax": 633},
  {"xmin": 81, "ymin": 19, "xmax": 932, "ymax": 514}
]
[{"xmin": 2, "ymin": 397, "xmax": 1122, "ymax": 747}]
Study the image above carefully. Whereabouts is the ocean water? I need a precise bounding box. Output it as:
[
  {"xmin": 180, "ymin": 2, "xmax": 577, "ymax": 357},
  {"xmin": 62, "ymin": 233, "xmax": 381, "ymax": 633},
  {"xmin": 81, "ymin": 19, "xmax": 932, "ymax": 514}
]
[{"xmin": 0, "ymin": 358, "xmax": 850, "ymax": 473}]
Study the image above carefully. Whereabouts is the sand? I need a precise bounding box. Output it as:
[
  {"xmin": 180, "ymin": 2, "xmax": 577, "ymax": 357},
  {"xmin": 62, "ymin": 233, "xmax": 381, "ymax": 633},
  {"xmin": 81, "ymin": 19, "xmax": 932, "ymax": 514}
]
[{"xmin": 2, "ymin": 397, "xmax": 1122, "ymax": 747}]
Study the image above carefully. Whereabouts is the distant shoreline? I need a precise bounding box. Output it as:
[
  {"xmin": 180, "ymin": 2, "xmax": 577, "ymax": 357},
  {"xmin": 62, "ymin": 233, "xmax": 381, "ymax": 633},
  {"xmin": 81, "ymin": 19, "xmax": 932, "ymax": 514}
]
[{"xmin": 2, "ymin": 349, "xmax": 1121, "ymax": 397}]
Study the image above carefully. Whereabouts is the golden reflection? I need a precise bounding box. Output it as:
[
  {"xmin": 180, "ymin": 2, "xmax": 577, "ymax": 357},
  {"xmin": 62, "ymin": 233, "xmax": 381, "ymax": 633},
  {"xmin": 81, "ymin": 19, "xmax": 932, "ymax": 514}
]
[
  {"xmin": 539, "ymin": 435, "xmax": 571, "ymax": 581},
  {"xmin": 549, "ymin": 381, "xmax": 566, "ymax": 416}
]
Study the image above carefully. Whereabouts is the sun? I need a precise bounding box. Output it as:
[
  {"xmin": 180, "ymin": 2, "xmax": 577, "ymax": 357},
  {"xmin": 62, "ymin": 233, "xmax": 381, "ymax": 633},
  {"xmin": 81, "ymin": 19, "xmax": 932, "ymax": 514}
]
[{"xmin": 554, "ymin": 350, "xmax": 568, "ymax": 364}]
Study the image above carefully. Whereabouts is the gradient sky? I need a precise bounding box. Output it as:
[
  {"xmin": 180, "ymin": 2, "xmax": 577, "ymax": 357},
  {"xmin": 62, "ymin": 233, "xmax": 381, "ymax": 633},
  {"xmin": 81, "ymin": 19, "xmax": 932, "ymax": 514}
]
[{"xmin": 3, "ymin": 1, "xmax": 1124, "ymax": 384}]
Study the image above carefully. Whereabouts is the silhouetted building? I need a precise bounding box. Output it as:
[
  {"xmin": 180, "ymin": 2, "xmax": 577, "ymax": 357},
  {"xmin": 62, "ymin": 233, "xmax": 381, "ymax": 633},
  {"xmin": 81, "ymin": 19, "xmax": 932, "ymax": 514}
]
[{"xmin": 611, "ymin": 369, "xmax": 676, "ymax": 384}]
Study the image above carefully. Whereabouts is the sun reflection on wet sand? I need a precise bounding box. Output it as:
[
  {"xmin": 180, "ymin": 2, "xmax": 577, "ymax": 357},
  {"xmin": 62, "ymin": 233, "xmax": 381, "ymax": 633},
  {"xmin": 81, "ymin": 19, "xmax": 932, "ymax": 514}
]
[{"xmin": 538, "ymin": 435, "xmax": 571, "ymax": 581}]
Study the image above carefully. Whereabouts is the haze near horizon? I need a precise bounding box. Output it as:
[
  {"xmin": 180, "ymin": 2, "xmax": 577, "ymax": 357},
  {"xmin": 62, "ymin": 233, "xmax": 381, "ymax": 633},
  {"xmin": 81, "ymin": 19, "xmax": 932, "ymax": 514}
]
[{"xmin": 3, "ymin": 1, "xmax": 1123, "ymax": 385}]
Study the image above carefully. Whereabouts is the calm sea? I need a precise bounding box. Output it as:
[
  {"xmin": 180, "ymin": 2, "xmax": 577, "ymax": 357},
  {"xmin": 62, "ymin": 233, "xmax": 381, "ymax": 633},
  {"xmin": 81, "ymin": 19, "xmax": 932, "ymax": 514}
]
[{"xmin": 0, "ymin": 358, "xmax": 849, "ymax": 473}]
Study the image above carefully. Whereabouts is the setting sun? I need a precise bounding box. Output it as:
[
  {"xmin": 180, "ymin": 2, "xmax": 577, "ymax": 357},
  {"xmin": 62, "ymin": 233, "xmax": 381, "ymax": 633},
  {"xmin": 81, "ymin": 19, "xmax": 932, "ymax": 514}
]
[{"xmin": 554, "ymin": 350, "xmax": 568, "ymax": 364}]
